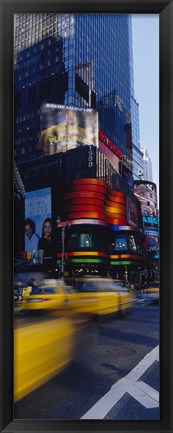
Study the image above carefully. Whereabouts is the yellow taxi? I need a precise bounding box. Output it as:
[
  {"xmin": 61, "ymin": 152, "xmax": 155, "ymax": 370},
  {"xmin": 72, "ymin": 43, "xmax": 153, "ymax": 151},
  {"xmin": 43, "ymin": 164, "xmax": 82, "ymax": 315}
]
[
  {"xmin": 18, "ymin": 277, "xmax": 135, "ymax": 318},
  {"xmin": 64, "ymin": 277, "xmax": 135, "ymax": 317},
  {"xmin": 20, "ymin": 279, "xmax": 67, "ymax": 311},
  {"xmin": 14, "ymin": 315, "xmax": 76, "ymax": 402},
  {"xmin": 143, "ymin": 283, "xmax": 159, "ymax": 303},
  {"xmin": 143, "ymin": 286, "xmax": 159, "ymax": 294},
  {"xmin": 14, "ymin": 309, "xmax": 92, "ymax": 403}
]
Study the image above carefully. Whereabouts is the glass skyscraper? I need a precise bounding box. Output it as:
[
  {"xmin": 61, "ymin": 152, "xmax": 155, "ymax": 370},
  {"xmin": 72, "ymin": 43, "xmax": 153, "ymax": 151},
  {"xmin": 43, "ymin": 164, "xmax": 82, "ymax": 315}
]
[{"xmin": 14, "ymin": 13, "xmax": 142, "ymax": 177}]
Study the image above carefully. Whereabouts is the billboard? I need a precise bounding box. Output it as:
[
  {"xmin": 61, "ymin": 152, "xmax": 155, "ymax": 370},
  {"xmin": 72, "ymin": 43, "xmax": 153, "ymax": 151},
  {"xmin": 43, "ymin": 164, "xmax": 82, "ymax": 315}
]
[
  {"xmin": 121, "ymin": 164, "xmax": 133, "ymax": 191},
  {"xmin": 99, "ymin": 140, "xmax": 119, "ymax": 173},
  {"xmin": 142, "ymin": 215, "xmax": 158, "ymax": 227},
  {"xmin": 40, "ymin": 103, "xmax": 98, "ymax": 155},
  {"xmin": 24, "ymin": 188, "xmax": 51, "ymax": 261},
  {"xmin": 126, "ymin": 197, "xmax": 140, "ymax": 228}
]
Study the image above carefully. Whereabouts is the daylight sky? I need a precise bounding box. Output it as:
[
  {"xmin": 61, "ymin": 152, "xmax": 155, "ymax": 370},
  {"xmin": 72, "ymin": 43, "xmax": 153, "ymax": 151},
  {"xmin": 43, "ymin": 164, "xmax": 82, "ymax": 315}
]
[{"xmin": 132, "ymin": 14, "xmax": 159, "ymax": 200}]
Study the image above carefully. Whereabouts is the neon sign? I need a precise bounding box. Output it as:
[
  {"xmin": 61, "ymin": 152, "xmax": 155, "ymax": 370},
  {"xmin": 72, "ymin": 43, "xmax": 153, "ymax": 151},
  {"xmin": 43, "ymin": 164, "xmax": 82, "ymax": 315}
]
[
  {"xmin": 143, "ymin": 216, "xmax": 158, "ymax": 225},
  {"xmin": 99, "ymin": 129, "xmax": 123, "ymax": 158}
]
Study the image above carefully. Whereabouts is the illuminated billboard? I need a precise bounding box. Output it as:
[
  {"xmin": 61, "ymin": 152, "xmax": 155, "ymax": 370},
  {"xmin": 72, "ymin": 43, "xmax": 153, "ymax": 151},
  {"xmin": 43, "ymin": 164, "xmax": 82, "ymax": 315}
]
[
  {"xmin": 99, "ymin": 140, "xmax": 120, "ymax": 173},
  {"xmin": 126, "ymin": 197, "xmax": 140, "ymax": 228},
  {"xmin": 40, "ymin": 103, "xmax": 98, "ymax": 155},
  {"xmin": 24, "ymin": 188, "xmax": 51, "ymax": 261}
]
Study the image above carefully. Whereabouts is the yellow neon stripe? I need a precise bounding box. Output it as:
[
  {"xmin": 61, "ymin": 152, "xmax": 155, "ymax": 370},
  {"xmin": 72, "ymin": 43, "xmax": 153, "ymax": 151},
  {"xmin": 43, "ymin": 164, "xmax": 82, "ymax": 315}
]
[
  {"xmin": 67, "ymin": 251, "xmax": 106, "ymax": 257},
  {"xmin": 109, "ymin": 254, "xmax": 146, "ymax": 260}
]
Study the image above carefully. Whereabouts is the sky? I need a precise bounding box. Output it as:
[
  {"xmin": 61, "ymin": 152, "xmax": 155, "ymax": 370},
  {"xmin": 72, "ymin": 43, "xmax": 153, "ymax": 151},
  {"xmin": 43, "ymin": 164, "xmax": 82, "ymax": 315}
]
[{"xmin": 132, "ymin": 14, "xmax": 159, "ymax": 199}]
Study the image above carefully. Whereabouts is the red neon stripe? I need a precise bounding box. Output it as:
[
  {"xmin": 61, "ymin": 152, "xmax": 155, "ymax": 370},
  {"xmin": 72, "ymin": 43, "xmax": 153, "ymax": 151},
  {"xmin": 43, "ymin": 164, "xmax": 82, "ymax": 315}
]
[
  {"xmin": 64, "ymin": 191, "xmax": 106, "ymax": 201},
  {"xmin": 108, "ymin": 190, "xmax": 125, "ymax": 199},
  {"xmin": 106, "ymin": 197, "xmax": 126, "ymax": 206},
  {"xmin": 67, "ymin": 212, "xmax": 106, "ymax": 220},
  {"xmin": 65, "ymin": 204, "xmax": 105, "ymax": 213},
  {"xmin": 66, "ymin": 198, "xmax": 104, "ymax": 206},
  {"xmin": 71, "ymin": 178, "xmax": 107, "ymax": 188},
  {"xmin": 70, "ymin": 184, "xmax": 107, "ymax": 194},
  {"xmin": 107, "ymin": 217, "xmax": 126, "ymax": 225}
]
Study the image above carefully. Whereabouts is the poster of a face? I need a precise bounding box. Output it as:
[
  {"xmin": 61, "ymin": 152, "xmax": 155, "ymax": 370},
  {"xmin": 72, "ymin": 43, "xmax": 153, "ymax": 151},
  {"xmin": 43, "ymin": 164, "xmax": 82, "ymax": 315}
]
[
  {"xmin": 24, "ymin": 188, "xmax": 51, "ymax": 260},
  {"xmin": 40, "ymin": 104, "xmax": 98, "ymax": 155}
]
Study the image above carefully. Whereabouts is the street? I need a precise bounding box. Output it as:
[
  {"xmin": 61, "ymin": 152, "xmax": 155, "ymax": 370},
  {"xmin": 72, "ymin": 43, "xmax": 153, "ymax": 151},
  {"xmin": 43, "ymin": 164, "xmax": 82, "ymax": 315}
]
[{"xmin": 14, "ymin": 301, "xmax": 159, "ymax": 420}]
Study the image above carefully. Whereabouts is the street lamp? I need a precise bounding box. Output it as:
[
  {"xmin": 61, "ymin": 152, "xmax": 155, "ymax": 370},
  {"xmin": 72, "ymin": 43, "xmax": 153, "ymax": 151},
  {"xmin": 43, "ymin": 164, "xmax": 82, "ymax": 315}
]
[{"xmin": 57, "ymin": 217, "xmax": 71, "ymax": 279}]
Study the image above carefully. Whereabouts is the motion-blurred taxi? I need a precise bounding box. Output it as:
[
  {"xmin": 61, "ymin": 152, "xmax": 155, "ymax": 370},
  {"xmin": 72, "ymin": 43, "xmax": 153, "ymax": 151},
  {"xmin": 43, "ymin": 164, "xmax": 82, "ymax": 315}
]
[
  {"xmin": 142, "ymin": 283, "xmax": 159, "ymax": 303},
  {"xmin": 18, "ymin": 277, "xmax": 135, "ymax": 318},
  {"xmin": 64, "ymin": 277, "xmax": 135, "ymax": 317},
  {"xmin": 14, "ymin": 312, "xmax": 88, "ymax": 402},
  {"xmin": 20, "ymin": 279, "xmax": 68, "ymax": 311}
]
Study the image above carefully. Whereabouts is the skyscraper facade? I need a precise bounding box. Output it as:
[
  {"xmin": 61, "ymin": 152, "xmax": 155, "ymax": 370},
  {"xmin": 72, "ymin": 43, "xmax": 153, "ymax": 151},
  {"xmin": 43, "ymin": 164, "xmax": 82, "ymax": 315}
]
[
  {"xmin": 140, "ymin": 147, "xmax": 153, "ymax": 181},
  {"xmin": 14, "ymin": 13, "xmax": 148, "ymax": 279},
  {"xmin": 14, "ymin": 13, "xmax": 141, "ymax": 176}
]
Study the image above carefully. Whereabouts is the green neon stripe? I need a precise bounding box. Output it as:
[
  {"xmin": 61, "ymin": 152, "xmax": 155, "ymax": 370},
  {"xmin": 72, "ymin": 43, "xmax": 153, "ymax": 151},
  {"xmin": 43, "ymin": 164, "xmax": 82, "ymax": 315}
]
[
  {"xmin": 110, "ymin": 260, "xmax": 132, "ymax": 266},
  {"xmin": 68, "ymin": 258, "xmax": 103, "ymax": 264}
]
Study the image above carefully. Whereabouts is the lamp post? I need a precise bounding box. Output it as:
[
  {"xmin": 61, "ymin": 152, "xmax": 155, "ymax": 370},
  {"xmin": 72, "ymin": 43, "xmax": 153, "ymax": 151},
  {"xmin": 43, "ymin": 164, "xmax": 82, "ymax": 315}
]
[{"xmin": 57, "ymin": 218, "xmax": 71, "ymax": 279}]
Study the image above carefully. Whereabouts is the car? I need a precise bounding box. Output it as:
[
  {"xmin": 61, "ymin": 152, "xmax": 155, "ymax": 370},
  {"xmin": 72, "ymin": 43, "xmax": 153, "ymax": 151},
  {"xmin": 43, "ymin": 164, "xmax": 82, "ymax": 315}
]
[
  {"xmin": 64, "ymin": 277, "xmax": 135, "ymax": 317},
  {"xmin": 142, "ymin": 284, "xmax": 159, "ymax": 303},
  {"xmin": 20, "ymin": 279, "xmax": 68, "ymax": 311},
  {"xmin": 14, "ymin": 284, "xmax": 25, "ymax": 313},
  {"xmin": 143, "ymin": 287, "xmax": 159, "ymax": 294},
  {"xmin": 17, "ymin": 277, "xmax": 135, "ymax": 318},
  {"xmin": 14, "ymin": 313, "xmax": 89, "ymax": 402}
]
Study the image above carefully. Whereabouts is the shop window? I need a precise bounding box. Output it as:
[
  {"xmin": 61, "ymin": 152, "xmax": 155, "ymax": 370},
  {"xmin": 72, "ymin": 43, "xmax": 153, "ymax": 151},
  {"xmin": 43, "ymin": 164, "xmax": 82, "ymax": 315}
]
[
  {"xmin": 79, "ymin": 233, "xmax": 94, "ymax": 248},
  {"xmin": 67, "ymin": 233, "xmax": 79, "ymax": 249},
  {"xmin": 112, "ymin": 236, "xmax": 128, "ymax": 251},
  {"xmin": 129, "ymin": 235, "xmax": 137, "ymax": 251}
]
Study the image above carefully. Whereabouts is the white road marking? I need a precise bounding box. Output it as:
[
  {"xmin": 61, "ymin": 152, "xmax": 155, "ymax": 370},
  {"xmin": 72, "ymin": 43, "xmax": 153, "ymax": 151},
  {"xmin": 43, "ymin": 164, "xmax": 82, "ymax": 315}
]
[
  {"xmin": 81, "ymin": 345, "xmax": 159, "ymax": 419},
  {"xmin": 135, "ymin": 380, "xmax": 159, "ymax": 402},
  {"xmin": 128, "ymin": 382, "xmax": 159, "ymax": 408}
]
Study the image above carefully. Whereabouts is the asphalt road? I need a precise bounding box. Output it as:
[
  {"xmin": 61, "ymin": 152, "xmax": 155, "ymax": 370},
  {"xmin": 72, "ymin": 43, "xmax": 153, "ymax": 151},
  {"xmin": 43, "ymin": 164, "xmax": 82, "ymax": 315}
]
[{"xmin": 14, "ymin": 301, "xmax": 160, "ymax": 420}]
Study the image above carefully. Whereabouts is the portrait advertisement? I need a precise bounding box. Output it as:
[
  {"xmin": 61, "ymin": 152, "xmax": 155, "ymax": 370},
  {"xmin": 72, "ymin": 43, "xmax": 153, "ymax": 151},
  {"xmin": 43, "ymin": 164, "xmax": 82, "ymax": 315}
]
[{"xmin": 0, "ymin": 1, "xmax": 173, "ymax": 433}]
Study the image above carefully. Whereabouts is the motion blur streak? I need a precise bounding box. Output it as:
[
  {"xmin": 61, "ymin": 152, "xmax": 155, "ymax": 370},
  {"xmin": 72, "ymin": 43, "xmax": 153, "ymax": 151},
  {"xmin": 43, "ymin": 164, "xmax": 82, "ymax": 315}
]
[{"xmin": 14, "ymin": 317, "xmax": 76, "ymax": 402}]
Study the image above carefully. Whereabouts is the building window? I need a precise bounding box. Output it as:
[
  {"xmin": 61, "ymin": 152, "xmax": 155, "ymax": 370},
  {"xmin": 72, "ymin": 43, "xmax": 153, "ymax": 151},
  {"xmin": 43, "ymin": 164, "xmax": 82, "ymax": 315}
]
[
  {"xmin": 79, "ymin": 233, "xmax": 94, "ymax": 248},
  {"xmin": 112, "ymin": 236, "xmax": 128, "ymax": 251},
  {"xmin": 129, "ymin": 235, "xmax": 137, "ymax": 251}
]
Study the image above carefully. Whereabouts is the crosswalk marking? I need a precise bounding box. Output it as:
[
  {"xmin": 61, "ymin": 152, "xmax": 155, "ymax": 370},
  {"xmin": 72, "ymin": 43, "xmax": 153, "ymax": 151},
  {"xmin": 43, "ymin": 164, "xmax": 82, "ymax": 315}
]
[
  {"xmin": 128, "ymin": 381, "xmax": 159, "ymax": 408},
  {"xmin": 81, "ymin": 345, "xmax": 159, "ymax": 419}
]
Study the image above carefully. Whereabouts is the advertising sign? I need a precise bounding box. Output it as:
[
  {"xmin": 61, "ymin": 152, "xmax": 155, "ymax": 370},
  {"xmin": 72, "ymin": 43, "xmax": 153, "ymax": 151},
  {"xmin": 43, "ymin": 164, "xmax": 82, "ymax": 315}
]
[
  {"xmin": 99, "ymin": 140, "xmax": 119, "ymax": 173},
  {"xmin": 121, "ymin": 164, "xmax": 133, "ymax": 191},
  {"xmin": 40, "ymin": 103, "xmax": 98, "ymax": 155},
  {"xmin": 126, "ymin": 197, "xmax": 140, "ymax": 228},
  {"xmin": 24, "ymin": 188, "xmax": 51, "ymax": 260},
  {"xmin": 142, "ymin": 215, "xmax": 158, "ymax": 226},
  {"xmin": 146, "ymin": 232, "xmax": 159, "ymax": 251}
]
